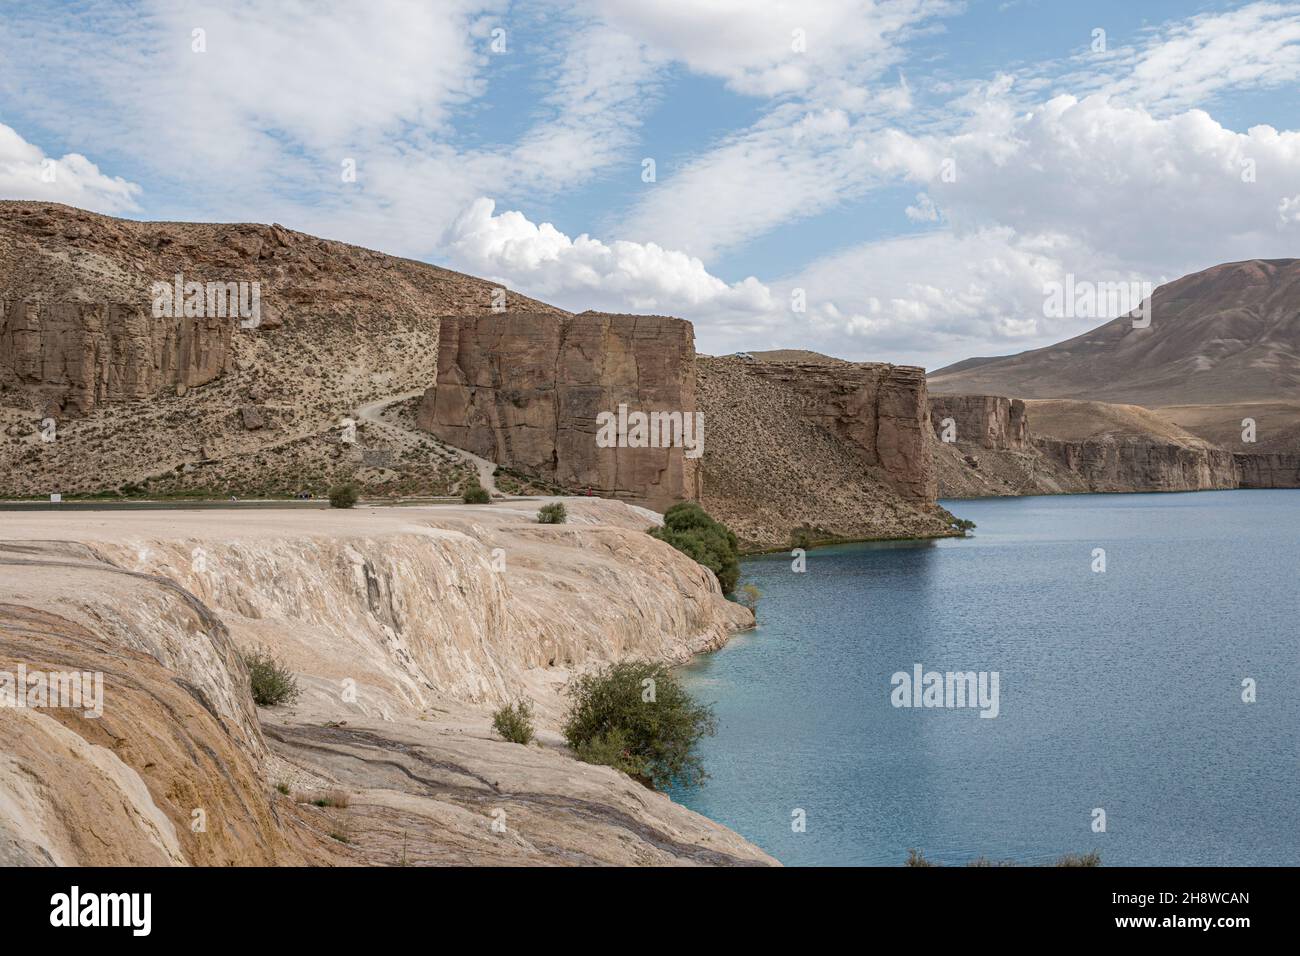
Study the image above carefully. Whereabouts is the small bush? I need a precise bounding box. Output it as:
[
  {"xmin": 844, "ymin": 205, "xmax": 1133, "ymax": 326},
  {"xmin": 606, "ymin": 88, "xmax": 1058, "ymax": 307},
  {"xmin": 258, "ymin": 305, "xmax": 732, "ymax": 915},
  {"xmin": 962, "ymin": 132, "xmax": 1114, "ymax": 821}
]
[
  {"xmin": 905, "ymin": 848, "xmax": 936, "ymax": 867},
  {"xmin": 244, "ymin": 647, "xmax": 301, "ymax": 707},
  {"xmin": 1055, "ymin": 850, "xmax": 1101, "ymax": 867},
  {"xmin": 328, "ymin": 481, "xmax": 360, "ymax": 509},
  {"xmin": 649, "ymin": 502, "xmax": 740, "ymax": 595},
  {"xmin": 537, "ymin": 502, "xmax": 567, "ymax": 524},
  {"xmin": 310, "ymin": 791, "xmax": 350, "ymax": 808},
  {"xmin": 275, "ymin": 782, "xmax": 290, "ymax": 795},
  {"xmin": 492, "ymin": 698, "xmax": 536, "ymax": 745},
  {"xmin": 563, "ymin": 660, "xmax": 716, "ymax": 789},
  {"xmin": 462, "ymin": 481, "xmax": 491, "ymax": 504}
]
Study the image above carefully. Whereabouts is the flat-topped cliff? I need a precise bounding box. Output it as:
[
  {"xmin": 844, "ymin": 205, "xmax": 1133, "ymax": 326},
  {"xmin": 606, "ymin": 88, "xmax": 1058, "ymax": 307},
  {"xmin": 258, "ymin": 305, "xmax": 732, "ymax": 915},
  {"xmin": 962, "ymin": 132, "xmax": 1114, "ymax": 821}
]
[
  {"xmin": 931, "ymin": 396, "xmax": 1241, "ymax": 496},
  {"xmin": 418, "ymin": 312, "xmax": 698, "ymax": 510}
]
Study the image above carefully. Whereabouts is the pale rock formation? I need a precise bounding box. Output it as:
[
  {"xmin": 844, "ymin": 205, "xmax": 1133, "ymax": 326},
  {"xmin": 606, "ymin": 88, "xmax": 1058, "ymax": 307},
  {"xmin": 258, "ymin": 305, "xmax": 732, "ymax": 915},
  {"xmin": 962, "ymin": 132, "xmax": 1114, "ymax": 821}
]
[{"xmin": 0, "ymin": 500, "xmax": 772, "ymax": 866}]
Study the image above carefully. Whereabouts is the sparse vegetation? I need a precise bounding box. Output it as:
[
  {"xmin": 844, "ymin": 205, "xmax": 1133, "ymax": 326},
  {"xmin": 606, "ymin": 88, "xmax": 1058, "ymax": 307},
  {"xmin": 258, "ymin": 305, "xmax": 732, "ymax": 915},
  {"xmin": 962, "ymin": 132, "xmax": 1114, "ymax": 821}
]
[
  {"xmin": 328, "ymin": 480, "xmax": 360, "ymax": 508},
  {"xmin": 243, "ymin": 647, "xmax": 301, "ymax": 707},
  {"xmin": 649, "ymin": 502, "xmax": 740, "ymax": 595},
  {"xmin": 563, "ymin": 660, "xmax": 716, "ymax": 789},
  {"xmin": 491, "ymin": 698, "xmax": 536, "ymax": 745},
  {"xmin": 275, "ymin": 782, "xmax": 290, "ymax": 795},
  {"xmin": 462, "ymin": 480, "xmax": 491, "ymax": 504},
  {"xmin": 737, "ymin": 582, "xmax": 761, "ymax": 617},
  {"xmin": 952, "ymin": 517, "xmax": 976, "ymax": 534},
  {"xmin": 537, "ymin": 502, "xmax": 567, "ymax": 524},
  {"xmin": 309, "ymin": 791, "xmax": 350, "ymax": 808}
]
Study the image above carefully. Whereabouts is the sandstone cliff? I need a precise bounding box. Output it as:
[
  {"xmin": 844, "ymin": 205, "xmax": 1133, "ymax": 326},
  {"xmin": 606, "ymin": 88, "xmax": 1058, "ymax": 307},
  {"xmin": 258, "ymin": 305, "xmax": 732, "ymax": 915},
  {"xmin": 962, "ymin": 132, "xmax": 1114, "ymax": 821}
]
[
  {"xmin": 1233, "ymin": 452, "xmax": 1300, "ymax": 488},
  {"xmin": 0, "ymin": 300, "xmax": 233, "ymax": 416},
  {"xmin": 932, "ymin": 396, "xmax": 1240, "ymax": 497},
  {"xmin": 929, "ymin": 395, "xmax": 1029, "ymax": 451},
  {"xmin": 417, "ymin": 312, "xmax": 698, "ymax": 510},
  {"xmin": 0, "ymin": 500, "xmax": 772, "ymax": 866},
  {"xmin": 698, "ymin": 356, "xmax": 954, "ymax": 549}
]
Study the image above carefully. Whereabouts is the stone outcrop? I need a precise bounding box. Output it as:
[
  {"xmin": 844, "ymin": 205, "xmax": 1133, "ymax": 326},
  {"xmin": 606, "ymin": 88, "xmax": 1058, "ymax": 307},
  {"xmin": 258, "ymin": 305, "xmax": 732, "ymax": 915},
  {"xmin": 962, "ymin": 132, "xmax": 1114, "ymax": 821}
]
[
  {"xmin": 929, "ymin": 395, "xmax": 1028, "ymax": 451},
  {"xmin": 1234, "ymin": 452, "xmax": 1300, "ymax": 488},
  {"xmin": 932, "ymin": 395, "xmax": 1241, "ymax": 496},
  {"xmin": 0, "ymin": 500, "xmax": 772, "ymax": 866},
  {"xmin": 697, "ymin": 357, "xmax": 953, "ymax": 550},
  {"xmin": 418, "ymin": 311, "xmax": 699, "ymax": 510},
  {"xmin": 0, "ymin": 301, "xmax": 234, "ymax": 415},
  {"xmin": 1033, "ymin": 436, "xmax": 1238, "ymax": 492}
]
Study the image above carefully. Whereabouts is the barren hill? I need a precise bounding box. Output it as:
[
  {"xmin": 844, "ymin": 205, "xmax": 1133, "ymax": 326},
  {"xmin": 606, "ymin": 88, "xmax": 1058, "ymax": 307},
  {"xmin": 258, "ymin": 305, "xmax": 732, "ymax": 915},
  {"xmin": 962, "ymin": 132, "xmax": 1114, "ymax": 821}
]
[{"xmin": 929, "ymin": 259, "xmax": 1300, "ymax": 406}]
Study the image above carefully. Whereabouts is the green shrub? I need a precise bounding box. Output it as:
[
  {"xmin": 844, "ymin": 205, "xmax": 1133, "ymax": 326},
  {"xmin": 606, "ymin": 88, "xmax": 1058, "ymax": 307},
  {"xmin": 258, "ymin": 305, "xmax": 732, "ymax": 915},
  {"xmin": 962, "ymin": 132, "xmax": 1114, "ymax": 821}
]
[
  {"xmin": 537, "ymin": 502, "xmax": 567, "ymax": 524},
  {"xmin": 562, "ymin": 660, "xmax": 716, "ymax": 789},
  {"xmin": 573, "ymin": 728, "xmax": 638, "ymax": 776},
  {"xmin": 328, "ymin": 481, "xmax": 360, "ymax": 508},
  {"xmin": 244, "ymin": 647, "xmax": 301, "ymax": 707},
  {"xmin": 649, "ymin": 502, "xmax": 740, "ymax": 595},
  {"xmin": 462, "ymin": 481, "xmax": 491, "ymax": 504},
  {"xmin": 491, "ymin": 698, "xmax": 536, "ymax": 745}
]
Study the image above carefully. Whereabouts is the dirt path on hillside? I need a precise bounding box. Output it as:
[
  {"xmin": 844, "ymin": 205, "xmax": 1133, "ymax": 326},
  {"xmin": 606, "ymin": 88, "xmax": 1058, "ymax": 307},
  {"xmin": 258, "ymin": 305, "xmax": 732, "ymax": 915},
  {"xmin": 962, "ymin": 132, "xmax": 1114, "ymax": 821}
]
[{"xmin": 355, "ymin": 391, "xmax": 500, "ymax": 495}]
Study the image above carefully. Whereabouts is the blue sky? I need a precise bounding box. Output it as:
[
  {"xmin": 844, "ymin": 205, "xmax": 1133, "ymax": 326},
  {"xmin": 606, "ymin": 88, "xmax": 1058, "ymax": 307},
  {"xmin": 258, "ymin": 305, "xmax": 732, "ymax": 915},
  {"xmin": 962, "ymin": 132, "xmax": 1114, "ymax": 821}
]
[{"xmin": 3, "ymin": 0, "xmax": 1300, "ymax": 369}]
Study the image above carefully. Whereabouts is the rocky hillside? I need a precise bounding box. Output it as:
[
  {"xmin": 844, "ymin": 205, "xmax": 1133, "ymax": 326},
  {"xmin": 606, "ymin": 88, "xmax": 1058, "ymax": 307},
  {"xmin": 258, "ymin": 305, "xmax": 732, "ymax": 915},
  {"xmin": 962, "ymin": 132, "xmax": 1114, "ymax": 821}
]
[
  {"xmin": 929, "ymin": 258, "xmax": 1300, "ymax": 406},
  {"xmin": 699, "ymin": 356, "xmax": 955, "ymax": 549},
  {"xmin": 0, "ymin": 201, "xmax": 561, "ymax": 499},
  {"xmin": 0, "ymin": 499, "xmax": 772, "ymax": 866}
]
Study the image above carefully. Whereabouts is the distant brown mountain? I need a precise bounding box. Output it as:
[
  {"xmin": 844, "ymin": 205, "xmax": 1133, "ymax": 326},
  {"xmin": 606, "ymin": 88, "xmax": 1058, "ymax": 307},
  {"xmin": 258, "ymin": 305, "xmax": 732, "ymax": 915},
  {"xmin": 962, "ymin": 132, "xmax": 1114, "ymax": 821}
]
[{"xmin": 929, "ymin": 259, "xmax": 1300, "ymax": 406}]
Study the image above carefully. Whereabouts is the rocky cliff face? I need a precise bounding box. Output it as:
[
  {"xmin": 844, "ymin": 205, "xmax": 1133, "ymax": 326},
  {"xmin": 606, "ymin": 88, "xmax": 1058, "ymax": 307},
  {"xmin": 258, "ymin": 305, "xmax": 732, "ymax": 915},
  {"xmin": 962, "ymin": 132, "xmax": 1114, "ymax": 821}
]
[
  {"xmin": 1, "ymin": 300, "xmax": 233, "ymax": 415},
  {"xmin": 698, "ymin": 357, "xmax": 953, "ymax": 549},
  {"xmin": 1234, "ymin": 452, "xmax": 1300, "ymax": 488},
  {"xmin": 418, "ymin": 311, "xmax": 699, "ymax": 510},
  {"xmin": 929, "ymin": 395, "xmax": 1028, "ymax": 450},
  {"xmin": 0, "ymin": 501, "xmax": 772, "ymax": 866},
  {"xmin": 1033, "ymin": 437, "xmax": 1238, "ymax": 492},
  {"xmin": 932, "ymin": 395, "xmax": 1240, "ymax": 496}
]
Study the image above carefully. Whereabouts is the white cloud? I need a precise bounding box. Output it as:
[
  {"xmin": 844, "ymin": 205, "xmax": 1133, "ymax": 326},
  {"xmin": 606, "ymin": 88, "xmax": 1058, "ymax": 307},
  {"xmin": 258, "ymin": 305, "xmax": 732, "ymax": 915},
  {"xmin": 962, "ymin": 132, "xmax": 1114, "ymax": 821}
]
[
  {"xmin": 1280, "ymin": 194, "xmax": 1300, "ymax": 226},
  {"xmin": 590, "ymin": 0, "xmax": 960, "ymax": 102},
  {"xmin": 0, "ymin": 122, "xmax": 139, "ymax": 212},
  {"xmin": 1084, "ymin": 1, "xmax": 1300, "ymax": 114},
  {"xmin": 444, "ymin": 197, "xmax": 775, "ymax": 315}
]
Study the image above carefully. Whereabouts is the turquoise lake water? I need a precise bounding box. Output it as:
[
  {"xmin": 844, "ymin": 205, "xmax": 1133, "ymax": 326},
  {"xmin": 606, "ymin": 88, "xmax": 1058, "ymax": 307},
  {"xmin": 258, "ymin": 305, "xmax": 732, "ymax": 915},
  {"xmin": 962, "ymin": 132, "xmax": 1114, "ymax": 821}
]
[{"xmin": 670, "ymin": 491, "xmax": 1300, "ymax": 866}]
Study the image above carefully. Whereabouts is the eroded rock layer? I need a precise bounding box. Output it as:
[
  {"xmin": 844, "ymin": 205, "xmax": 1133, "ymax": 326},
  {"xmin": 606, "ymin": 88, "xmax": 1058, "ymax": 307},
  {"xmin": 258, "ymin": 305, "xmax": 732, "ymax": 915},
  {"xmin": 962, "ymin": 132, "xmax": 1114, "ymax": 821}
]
[
  {"xmin": 932, "ymin": 395, "xmax": 1241, "ymax": 496},
  {"xmin": 0, "ymin": 500, "xmax": 771, "ymax": 867},
  {"xmin": 418, "ymin": 312, "xmax": 699, "ymax": 510},
  {"xmin": 1234, "ymin": 452, "xmax": 1300, "ymax": 488},
  {"xmin": 1, "ymin": 301, "xmax": 233, "ymax": 415}
]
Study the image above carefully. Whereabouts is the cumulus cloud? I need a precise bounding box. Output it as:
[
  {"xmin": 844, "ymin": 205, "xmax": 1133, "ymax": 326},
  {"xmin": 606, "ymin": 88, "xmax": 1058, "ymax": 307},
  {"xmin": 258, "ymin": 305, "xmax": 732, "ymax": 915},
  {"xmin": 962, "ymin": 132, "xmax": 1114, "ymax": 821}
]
[
  {"xmin": 894, "ymin": 93, "xmax": 1300, "ymax": 269},
  {"xmin": 444, "ymin": 197, "xmax": 775, "ymax": 316},
  {"xmin": 0, "ymin": 122, "xmax": 139, "ymax": 212}
]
